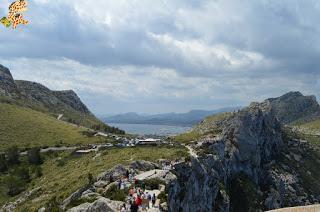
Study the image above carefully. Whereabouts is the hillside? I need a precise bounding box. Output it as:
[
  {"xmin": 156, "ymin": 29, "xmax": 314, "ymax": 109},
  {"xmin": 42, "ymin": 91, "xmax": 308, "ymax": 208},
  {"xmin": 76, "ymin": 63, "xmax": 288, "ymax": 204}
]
[
  {"xmin": 103, "ymin": 107, "xmax": 241, "ymax": 126},
  {"xmin": 0, "ymin": 64, "xmax": 123, "ymax": 133},
  {"xmin": 0, "ymin": 102, "xmax": 106, "ymax": 151}
]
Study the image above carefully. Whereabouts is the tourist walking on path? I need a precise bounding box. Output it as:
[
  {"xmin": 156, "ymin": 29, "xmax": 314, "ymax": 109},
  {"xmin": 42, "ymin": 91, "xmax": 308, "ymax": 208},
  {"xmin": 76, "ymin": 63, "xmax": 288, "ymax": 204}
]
[
  {"xmin": 152, "ymin": 193, "xmax": 156, "ymax": 207},
  {"xmin": 121, "ymin": 203, "xmax": 126, "ymax": 212},
  {"xmin": 130, "ymin": 201, "xmax": 138, "ymax": 212}
]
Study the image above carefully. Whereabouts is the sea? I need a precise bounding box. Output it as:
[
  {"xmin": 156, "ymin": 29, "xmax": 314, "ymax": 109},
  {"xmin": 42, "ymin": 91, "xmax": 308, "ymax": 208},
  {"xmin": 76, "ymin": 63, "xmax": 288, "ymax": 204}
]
[{"xmin": 108, "ymin": 123, "xmax": 191, "ymax": 136}]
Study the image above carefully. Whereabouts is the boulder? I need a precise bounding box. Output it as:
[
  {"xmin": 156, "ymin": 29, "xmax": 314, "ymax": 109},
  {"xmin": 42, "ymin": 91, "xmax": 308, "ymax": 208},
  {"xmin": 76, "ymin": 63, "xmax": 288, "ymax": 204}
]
[
  {"xmin": 96, "ymin": 165, "xmax": 127, "ymax": 182},
  {"xmin": 67, "ymin": 197, "xmax": 124, "ymax": 212},
  {"xmin": 130, "ymin": 160, "xmax": 159, "ymax": 171}
]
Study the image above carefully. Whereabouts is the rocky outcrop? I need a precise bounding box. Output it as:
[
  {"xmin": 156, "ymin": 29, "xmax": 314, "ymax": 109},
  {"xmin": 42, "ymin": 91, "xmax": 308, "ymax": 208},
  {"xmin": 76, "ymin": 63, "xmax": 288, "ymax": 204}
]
[
  {"xmin": 67, "ymin": 197, "xmax": 124, "ymax": 212},
  {"xmin": 265, "ymin": 91, "xmax": 320, "ymax": 124},
  {"xmin": 168, "ymin": 101, "xmax": 284, "ymax": 211},
  {"xmin": 16, "ymin": 80, "xmax": 91, "ymax": 114},
  {"xmin": 130, "ymin": 160, "xmax": 159, "ymax": 171},
  {"xmin": 0, "ymin": 64, "xmax": 20, "ymax": 97},
  {"xmin": 52, "ymin": 90, "xmax": 90, "ymax": 114},
  {"xmin": 96, "ymin": 165, "xmax": 128, "ymax": 182}
]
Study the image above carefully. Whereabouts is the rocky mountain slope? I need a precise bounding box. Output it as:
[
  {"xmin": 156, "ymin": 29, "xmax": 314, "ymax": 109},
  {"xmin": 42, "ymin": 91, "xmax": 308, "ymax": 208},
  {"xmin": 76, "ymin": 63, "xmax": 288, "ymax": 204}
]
[
  {"xmin": 0, "ymin": 64, "xmax": 106, "ymax": 129},
  {"xmin": 169, "ymin": 92, "xmax": 320, "ymax": 211},
  {"xmin": 265, "ymin": 91, "xmax": 320, "ymax": 124}
]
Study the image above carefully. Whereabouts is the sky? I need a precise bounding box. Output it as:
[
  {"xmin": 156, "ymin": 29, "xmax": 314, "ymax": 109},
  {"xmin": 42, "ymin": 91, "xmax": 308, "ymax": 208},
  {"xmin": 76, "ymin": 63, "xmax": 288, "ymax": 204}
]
[{"xmin": 0, "ymin": 0, "xmax": 320, "ymax": 115}]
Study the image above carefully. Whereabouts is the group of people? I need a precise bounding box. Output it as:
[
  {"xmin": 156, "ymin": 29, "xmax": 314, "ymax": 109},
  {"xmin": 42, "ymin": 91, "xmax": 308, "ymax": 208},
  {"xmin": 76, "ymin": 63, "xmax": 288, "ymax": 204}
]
[{"xmin": 113, "ymin": 170, "xmax": 158, "ymax": 212}]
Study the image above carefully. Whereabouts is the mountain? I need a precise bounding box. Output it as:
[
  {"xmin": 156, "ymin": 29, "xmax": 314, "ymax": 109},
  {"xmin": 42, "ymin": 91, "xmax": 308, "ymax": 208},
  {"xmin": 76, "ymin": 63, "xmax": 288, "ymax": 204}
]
[
  {"xmin": 265, "ymin": 91, "xmax": 320, "ymax": 124},
  {"xmin": 102, "ymin": 107, "xmax": 241, "ymax": 126},
  {"xmin": 1, "ymin": 64, "xmax": 99, "ymax": 128},
  {"xmin": 170, "ymin": 91, "xmax": 320, "ymax": 211},
  {"xmin": 0, "ymin": 65, "xmax": 124, "ymax": 148}
]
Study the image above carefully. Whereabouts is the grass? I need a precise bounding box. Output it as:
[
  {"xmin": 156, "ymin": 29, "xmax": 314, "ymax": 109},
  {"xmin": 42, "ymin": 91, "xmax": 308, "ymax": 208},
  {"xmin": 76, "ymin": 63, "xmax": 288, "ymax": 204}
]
[
  {"xmin": 0, "ymin": 103, "xmax": 108, "ymax": 151},
  {"xmin": 173, "ymin": 112, "xmax": 232, "ymax": 143},
  {"xmin": 1, "ymin": 146, "xmax": 187, "ymax": 211},
  {"xmin": 298, "ymin": 119, "xmax": 320, "ymax": 131}
]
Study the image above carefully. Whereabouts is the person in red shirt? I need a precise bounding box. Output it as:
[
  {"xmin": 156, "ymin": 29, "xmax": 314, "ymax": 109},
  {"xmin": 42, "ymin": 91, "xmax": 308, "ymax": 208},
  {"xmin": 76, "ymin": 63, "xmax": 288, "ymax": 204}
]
[{"xmin": 135, "ymin": 195, "xmax": 142, "ymax": 206}]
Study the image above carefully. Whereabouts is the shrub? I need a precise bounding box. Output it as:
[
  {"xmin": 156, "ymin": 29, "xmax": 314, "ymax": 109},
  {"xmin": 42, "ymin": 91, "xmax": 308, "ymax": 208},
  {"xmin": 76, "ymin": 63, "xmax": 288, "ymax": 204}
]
[
  {"xmin": 56, "ymin": 158, "xmax": 66, "ymax": 167},
  {"xmin": 3, "ymin": 175, "xmax": 25, "ymax": 196},
  {"xmin": 143, "ymin": 178, "xmax": 165, "ymax": 190},
  {"xmin": 28, "ymin": 148, "xmax": 43, "ymax": 165},
  {"xmin": 12, "ymin": 166, "xmax": 31, "ymax": 183},
  {"xmin": 158, "ymin": 191, "xmax": 167, "ymax": 203},
  {"xmin": 0, "ymin": 154, "xmax": 8, "ymax": 172},
  {"xmin": 6, "ymin": 146, "xmax": 20, "ymax": 165},
  {"xmin": 44, "ymin": 196, "xmax": 61, "ymax": 212},
  {"xmin": 35, "ymin": 166, "xmax": 43, "ymax": 178},
  {"xmin": 104, "ymin": 184, "xmax": 128, "ymax": 201}
]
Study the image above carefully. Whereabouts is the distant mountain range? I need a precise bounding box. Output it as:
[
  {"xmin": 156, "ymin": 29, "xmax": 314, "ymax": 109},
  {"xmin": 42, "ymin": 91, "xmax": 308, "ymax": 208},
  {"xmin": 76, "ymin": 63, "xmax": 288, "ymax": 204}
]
[{"xmin": 101, "ymin": 107, "xmax": 242, "ymax": 126}]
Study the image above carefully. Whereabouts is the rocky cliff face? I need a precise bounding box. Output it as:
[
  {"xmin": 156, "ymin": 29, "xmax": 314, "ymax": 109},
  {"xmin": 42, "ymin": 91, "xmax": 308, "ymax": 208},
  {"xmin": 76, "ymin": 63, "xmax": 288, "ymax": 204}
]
[
  {"xmin": 16, "ymin": 80, "xmax": 91, "ymax": 114},
  {"xmin": 52, "ymin": 90, "xmax": 90, "ymax": 114},
  {"xmin": 169, "ymin": 101, "xmax": 283, "ymax": 211},
  {"xmin": 0, "ymin": 64, "xmax": 20, "ymax": 97},
  {"xmin": 265, "ymin": 91, "xmax": 320, "ymax": 124},
  {"xmin": 169, "ymin": 96, "xmax": 320, "ymax": 211}
]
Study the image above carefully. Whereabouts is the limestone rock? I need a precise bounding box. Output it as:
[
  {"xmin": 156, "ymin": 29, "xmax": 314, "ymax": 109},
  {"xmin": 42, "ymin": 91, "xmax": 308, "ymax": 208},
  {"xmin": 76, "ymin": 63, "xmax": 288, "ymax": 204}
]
[
  {"xmin": 67, "ymin": 197, "xmax": 124, "ymax": 212},
  {"xmin": 130, "ymin": 160, "xmax": 159, "ymax": 171},
  {"xmin": 96, "ymin": 165, "xmax": 127, "ymax": 182}
]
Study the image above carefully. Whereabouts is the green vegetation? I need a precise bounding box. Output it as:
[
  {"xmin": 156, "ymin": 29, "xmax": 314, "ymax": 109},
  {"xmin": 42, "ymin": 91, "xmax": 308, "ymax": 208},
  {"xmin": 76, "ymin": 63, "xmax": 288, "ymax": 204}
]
[
  {"xmin": 157, "ymin": 191, "xmax": 167, "ymax": 203},
  {"xmin": 104, "ymin": 184, "xmax": 129, "ymax": 201},
  {"xmin": 142, "ymin": 178, "xmax": 165, "ymax": 190},
  {"xmin": 0, "ymin": 103, "xmax": 109, "ymax": 150},
  {"xmin": 0, "ymin": 146, "xmax": 187, "ymax": 211},
  {"xmin": 173, "ymin": 112, "xmax": 232, "ymax": 143},
  {"xmin": 298, "ymin": 118, "xmax": 320, "ymax": 131}
]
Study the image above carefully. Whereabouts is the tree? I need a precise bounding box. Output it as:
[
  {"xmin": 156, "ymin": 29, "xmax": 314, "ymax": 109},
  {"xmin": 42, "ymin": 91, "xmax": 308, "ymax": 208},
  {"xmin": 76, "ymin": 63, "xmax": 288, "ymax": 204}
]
[
  {"xmin": 13, "ymin": 166, "xmax": 30, "ymax": 183},
  {"xmin": 3, "ymin": 175, "xmax": 25, "ymax": 196},
  {"xmin": 0, "ymin": 154, "xmax": 7, "ymax": 172},
  {"xmin": 35, "ymin": 166, "xmax": 43, "ymax": 178},
  {"xmin": 6, "ymin": 146, "xmax": 20, "ymax": 165},
  {"xmin": 27, "ymin": 148, "xmax": 42, "ymax": 165},
  {"xmin": 88, "ymin": 173, "xmax": 94, "ymax": 184}
]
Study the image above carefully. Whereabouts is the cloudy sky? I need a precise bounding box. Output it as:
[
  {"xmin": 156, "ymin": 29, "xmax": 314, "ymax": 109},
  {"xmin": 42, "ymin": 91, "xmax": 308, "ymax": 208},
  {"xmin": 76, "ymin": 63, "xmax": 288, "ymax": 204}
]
[{"xmin": 1, "ymin": 0, "xmax": 320, "ymax": 115}]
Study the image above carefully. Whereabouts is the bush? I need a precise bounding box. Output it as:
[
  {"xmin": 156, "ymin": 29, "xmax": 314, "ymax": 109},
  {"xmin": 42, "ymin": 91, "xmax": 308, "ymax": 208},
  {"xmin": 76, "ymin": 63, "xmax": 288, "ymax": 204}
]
[
  {"xmin": 12, "ymin": 166, "xmax": 31, "ymax": 183},
  {"xmin": 158, "ymin": 191, "xmax": 167, "ymax": 203},
  {"xmin": 143, "ymin": 178, "xmax": 165, "ymax": 190},
  {"xmin": 0, "ymin": 154, "xmax": 8, "ymax": 172},
  {"xmin": 88, "ymin": 173, "xmax": 94, "ymax": 184},
  {"xmin": 45, "ymin": 196, "xmax": 61, "ymax": 212},
  {"xmin": 104, "ymin": 184, "xmax": 128, "ymax": 201},
  {"xmin": 6, "ymin": 146, "xmax": 20, "ymax": 165},
  {"xmin": 56, "ymin": 158, "xmax": 66, "ymax": 167},
  {"xmin": 3, "ymin": 175, "xmax": 25, "ymax": 196},
  {"xmin": 28, "ymin": 148, "xmax": 43, "ymax": 165},
  {"xmin": 35, "ymin": 166, "xmax": 43, "ymax": 178}
]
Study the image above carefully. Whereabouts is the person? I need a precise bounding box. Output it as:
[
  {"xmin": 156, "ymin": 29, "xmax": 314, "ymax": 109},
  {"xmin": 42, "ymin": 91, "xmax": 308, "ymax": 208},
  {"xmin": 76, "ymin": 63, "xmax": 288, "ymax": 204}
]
[
  {"xmin": 125, "ymin": 169, "xmax": 129, "ymax": 178},
  {"xmin": 109, "ymin": 175, "xmax": 114, "ymax": 183},
  {"xmin": 135, "ymin": 195, "xmax": 142, "ymax": 206},
  {"xmin": 129, "ymin": 187, "xmax": 135, "ymax": 197},
  {"xmin": 118, "ymin": 179, "xmax": 122, "ymax": 190},
  {"xmin": 130, "ymin": 201, "xmax": 138, "ymax": 212},
  {"xmin": 152, "ymin": 193, "xmax": 156, "ymax": 207},
  {"xmin": 121, "ymin": 203, "xmax": 126, "ymax": 212},
  {"xmin": 147, "ymin": 192, "xmax": 152, "ymax": 201}
]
